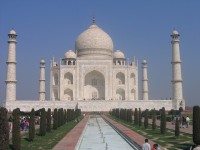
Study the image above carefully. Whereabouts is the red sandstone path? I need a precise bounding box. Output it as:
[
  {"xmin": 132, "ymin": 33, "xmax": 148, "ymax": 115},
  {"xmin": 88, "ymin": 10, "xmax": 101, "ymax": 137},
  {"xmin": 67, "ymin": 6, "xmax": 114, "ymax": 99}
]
[{"xmin": 52, "ymin": 115, "xmax": 89, "ymax": 150}]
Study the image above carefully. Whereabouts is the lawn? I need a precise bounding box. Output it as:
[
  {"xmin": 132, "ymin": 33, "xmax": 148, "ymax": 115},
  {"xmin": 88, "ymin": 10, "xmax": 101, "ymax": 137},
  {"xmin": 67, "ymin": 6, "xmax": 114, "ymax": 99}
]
[
  {"xmin": 10, "ymin": 116, "xmax": 83, "ymax": 150},
  {"xmin": 110, "ymin": 115, "xmax": 195, "ymax": 150}
]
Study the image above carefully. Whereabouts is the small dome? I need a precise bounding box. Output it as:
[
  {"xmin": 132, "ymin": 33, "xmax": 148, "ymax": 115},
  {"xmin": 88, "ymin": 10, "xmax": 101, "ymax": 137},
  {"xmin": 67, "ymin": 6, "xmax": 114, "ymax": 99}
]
[
  {"xmin": 75, "ymin": 23, "xmax": 113, "ymax": 58},
  {"xmin": 40, "ymin": 59, "xmax": 45, "ymax": 64},
  {"xmin": 142, "ymin": 59, "xmax": 147, "ymax": 64},
  {"xmin": 9, "ymin": 29, "xmax": 17, "ymax": 35},
  {"xmin": 171, "ymin": 30, "xmax": 179, "ymax": 35},
  {"xmin": 64, "ymin": 50, "xmax": 76, "ymax": 59},
  {"xmin": 113, "ymin": 50, "xmax": 125, "ymax": 59}
]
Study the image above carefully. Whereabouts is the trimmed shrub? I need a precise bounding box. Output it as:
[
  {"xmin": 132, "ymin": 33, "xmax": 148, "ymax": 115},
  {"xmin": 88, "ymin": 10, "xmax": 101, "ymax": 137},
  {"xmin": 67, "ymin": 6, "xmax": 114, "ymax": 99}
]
[
  {"xmin": 29, "ymin": 108, "xmax": 35, "ymax": 141},
  {"xmin": 139, "ymin": 108, "xmax": 142, "ymax": 127},
  {"xmin": 160, "ymin": 107, "xmax": 166, "ymax": 134},
  {"xmin": 0, "ymin": 107, "xmax": 9, "ymax": 150},
  {"xmin": 175, "ymin": 117, "xmax": 179, "ymax": 137},
  {"xmin": 134, "ymin": 108, "xmax": 139, "ymax": 125},
  {"xmin": 53, "ymin": 108, "xmax": 58, "ymax": 130},
  {"xmin": 39, "ymin": 108, "xmax": 46, "ymax": 136},
  {"xmin": 46, "ymin": 108, "xmax": 51, "ymax": 132},
  {"xmin": 152, "ymin": 109, "xmax": 156, "ymax": 130},
  {"xmin": 144, "ymin": 109, "xmax": 149, "ymax": 129},
  {"xmin": 12, "ymin": 108, "xmax": 21, "ymax": 150},
  {"xmin": 193, "ymin": 106, "xmax": 200, "ymax": 145}
]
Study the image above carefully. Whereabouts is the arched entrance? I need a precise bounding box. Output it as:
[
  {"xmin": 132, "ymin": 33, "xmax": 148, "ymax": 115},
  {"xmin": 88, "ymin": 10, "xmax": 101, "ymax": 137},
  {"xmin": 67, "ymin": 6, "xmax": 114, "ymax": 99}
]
[{"xmin": 84, "ymin": 70, "xmax": 105, "ymax": 100}]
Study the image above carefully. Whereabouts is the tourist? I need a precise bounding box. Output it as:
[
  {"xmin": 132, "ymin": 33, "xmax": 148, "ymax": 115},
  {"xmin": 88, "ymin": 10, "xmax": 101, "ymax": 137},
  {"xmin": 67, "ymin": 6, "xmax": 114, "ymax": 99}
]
[
  {"xmin": 186, "ymin": 116, "xmax": 190, "ymax": 128},
  {"xmin": 142, "ymin": 139, "xmax": 151, "ymax": 150},
  {"xmin": 155, "ymin": 144, "xmax": 161, "ymax": 150},
  {"xmin": 151, "ymin": 144, "xmax": 157, "ymax": 150}
]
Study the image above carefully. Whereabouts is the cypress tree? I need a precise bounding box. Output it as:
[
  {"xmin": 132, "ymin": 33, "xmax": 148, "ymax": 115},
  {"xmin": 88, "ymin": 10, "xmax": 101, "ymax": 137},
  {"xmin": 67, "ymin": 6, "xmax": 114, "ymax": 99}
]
[
  {"xmin": 39, "ymin": 108, "xmax": 46, "ymax": 136},
  {"xmin": 29, "ymin": 108, "xmax": 35, "ymax": 141},
  {"xmin": 160, "ymin": 107, "xmax": 166, "ymax": 134},
  {"xmin": 58, "ymin": 108, "xmax": 61, "ymax": 127},
  {"xmin": 53, "ymin": 108, "xmax": 58, "ymax": 130},
  {"xmin": 12, "ymin": 108, "xmax": 21, "ymax": 150},
  {"xmin": 152, "ymin": 109, "xmax": 156, "ymax": 130},
  {"xmin": 0, "ymin": 107, "xmax": 9, "ymax": 150},
  {"xmin": 193, "ymin": 106, "xmax": 200, "ymax": 145},
  {"xmin": 64, "ymin": 109, "xmax": 67, "ymax": 123},
  {"xmin": 134, "ymin": 108, "xmax": 139, "ymax": 125},
  {"xmin": 144, "ymin": 109, "xmax": 149, "ymax": 129},
  {"xmin": 46, "ymin": 108, "xmax": 51, "ymax": 132},
  {"xmin": 175, "ymin": 117, "xmax": 180, "ymax": 137},
  {"xmin": 139, "ymin": 108, "xmax": 142, "ymax": 127}
]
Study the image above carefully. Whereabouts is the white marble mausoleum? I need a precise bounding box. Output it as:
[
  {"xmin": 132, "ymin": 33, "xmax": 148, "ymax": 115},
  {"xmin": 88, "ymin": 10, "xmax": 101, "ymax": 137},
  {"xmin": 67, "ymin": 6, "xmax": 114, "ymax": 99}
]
[{"xmin": 4, "ymin": 20, "xmax": 185, "ymax": 112}]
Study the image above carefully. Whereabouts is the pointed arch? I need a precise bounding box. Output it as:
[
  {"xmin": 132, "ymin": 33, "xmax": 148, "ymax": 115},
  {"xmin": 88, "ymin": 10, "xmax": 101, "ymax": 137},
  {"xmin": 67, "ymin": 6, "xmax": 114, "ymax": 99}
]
[
  {"xmin": 116, "ymin": 72, "xmax": 125, "ymax": 85},
  {"xmin": 64, "ymin": 88, "xmax": 73, "ymax": 100},
  {"xmin": 131, "ymin": 89, "xmax": 136, "ymax": 100},
  {"xmin": 130, "ymin": 73, "xmax": 136, "ymax": 85},
  {"xmin": 64, "ymin": 72, "xmax": 73, "ymax": 84},
  {"xmin": 84, "ymin": 70, "xmax": 105, "ymax": 100},
  {"xmin": 116, "ymin": 88, "xmax": 125, "ymax": 100}
]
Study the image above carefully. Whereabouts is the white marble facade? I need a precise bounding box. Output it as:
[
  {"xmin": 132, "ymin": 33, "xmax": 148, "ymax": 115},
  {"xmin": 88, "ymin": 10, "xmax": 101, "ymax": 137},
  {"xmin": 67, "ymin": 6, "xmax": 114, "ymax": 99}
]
[
  {"xmin": 50, "ymin": 23, "xmax": 138, "ymax": 102},
  {"xmin": 4, "ymin": 21, "xmax": 185, "ymax": 112}
]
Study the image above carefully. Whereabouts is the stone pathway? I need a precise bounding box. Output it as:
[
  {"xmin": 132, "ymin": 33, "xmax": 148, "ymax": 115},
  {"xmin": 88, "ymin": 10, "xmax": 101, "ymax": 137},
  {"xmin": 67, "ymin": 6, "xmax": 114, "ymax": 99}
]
[
  {"xmin": 52, "ymin": 115, "xmax": 89, "ymax": 150},
  {"xmin": 151, "ymin": 119, "xmax": 192, "ymax": 134}
]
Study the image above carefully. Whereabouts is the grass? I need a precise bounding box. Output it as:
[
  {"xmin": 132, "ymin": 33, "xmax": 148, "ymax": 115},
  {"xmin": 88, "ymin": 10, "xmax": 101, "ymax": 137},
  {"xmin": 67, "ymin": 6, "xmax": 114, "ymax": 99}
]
[
  {"xmin": 110, "ymin": 115, "xmax": 195, "ymax": 150},
  {"xmin": 10, "ymin": 116, "xmax": 83, "ymax": 150}
]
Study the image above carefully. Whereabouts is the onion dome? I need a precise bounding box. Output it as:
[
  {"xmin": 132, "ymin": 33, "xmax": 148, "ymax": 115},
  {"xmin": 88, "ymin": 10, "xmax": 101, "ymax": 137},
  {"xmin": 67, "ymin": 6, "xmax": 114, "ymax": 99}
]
[
  {"xmin": 63, "ymin": 50, "xmax": 76, "ymax": 59},
  {"xmin": 113, "ymin": 50, "xmax": 125, "ymax": 59},
  {"xmin": 9, "ymin": 29, "xmax": 17, "ymax": 35},
  {"xmin": 75, "ymin": 23, "xmax": 113, "ymax": 58}
]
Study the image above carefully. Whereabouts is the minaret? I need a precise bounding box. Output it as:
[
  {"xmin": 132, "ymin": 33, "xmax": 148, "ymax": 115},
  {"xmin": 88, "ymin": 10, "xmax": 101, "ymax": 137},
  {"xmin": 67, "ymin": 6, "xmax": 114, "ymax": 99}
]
[
  {"xmin": 142, "ymin": 60, "xmax": 149, "ymax": 100},
  {"xmin": 171, "ymin": 30, "xmax": 183, "ymax": 100},
  {"xmin": 39, "ymin": 59, "xmax": 46, "ymax": 101},
  {"xmin": 5, "ymin": 29, "xmax": 17, "ymax": 101}
]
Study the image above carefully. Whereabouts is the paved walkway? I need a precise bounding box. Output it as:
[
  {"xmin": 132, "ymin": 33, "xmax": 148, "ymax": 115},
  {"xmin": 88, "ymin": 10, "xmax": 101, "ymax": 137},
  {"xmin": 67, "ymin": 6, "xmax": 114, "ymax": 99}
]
[
  {"xmin": 150, "ymin": 119, "xmax": 192, "ymax": 134},
  {"xmin": 52, "ymin": 115, "xmax": 89, "ymax": 150},
  {"xmin": 102, "ymin": 115, "xmax": 165, "ymax": 150}
]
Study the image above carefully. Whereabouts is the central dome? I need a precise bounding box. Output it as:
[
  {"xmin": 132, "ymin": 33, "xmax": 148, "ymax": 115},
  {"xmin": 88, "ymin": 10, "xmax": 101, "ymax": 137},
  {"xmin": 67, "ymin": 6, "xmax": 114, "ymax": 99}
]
[{"xmin": 75, "ymin": 23, "xmax": 113, "ymax": 58}]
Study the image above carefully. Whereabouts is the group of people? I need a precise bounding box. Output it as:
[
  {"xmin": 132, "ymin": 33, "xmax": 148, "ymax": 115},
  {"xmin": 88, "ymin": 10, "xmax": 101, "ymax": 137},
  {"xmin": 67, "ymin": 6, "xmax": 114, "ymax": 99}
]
[
  {"xmin": 172, "ymin": 115, "xmax": 190, "ymax": 128},
  {"xmin": 142, "ymin": 139, "xmax": 161, "ymax": 150},
  {"xmin": 20, "ymin": 118, "xmax": 30, "ymax": 131}
]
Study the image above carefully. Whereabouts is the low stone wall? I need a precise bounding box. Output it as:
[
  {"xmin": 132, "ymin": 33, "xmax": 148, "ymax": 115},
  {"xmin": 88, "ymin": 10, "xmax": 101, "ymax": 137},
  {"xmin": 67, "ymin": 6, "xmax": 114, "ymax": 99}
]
[{"xmin": 4, "ymin": 100, "xmax": 173, "ymax": 112}]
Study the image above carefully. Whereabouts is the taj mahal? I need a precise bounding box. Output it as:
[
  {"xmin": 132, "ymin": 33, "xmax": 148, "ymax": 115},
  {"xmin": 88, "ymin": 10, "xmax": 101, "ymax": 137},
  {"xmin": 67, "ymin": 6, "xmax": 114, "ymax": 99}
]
[{"xmin": 3, "ymin": 20, "xmax": 185, "ymax": 112}]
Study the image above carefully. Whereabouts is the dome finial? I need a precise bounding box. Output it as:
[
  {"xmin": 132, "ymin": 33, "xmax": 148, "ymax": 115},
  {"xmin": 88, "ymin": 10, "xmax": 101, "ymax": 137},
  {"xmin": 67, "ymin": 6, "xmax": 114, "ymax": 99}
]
[{"xmin": 92, "ymin": 16, "xmax": 95, "ymax": 24}]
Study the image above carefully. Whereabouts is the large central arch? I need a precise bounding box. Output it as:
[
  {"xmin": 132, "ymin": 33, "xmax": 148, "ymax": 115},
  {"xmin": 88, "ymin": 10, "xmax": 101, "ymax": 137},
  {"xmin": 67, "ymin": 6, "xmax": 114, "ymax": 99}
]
[{"xmin": 84, "ymin": 70, "xmax": 105, "ymax": 100}]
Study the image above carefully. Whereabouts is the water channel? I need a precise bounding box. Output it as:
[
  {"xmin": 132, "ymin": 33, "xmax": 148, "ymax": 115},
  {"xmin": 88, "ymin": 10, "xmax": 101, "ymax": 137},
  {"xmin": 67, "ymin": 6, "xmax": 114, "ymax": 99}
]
[{"xmin": 75, "ymin": 115, "xmax": 141, "ymax": 150}]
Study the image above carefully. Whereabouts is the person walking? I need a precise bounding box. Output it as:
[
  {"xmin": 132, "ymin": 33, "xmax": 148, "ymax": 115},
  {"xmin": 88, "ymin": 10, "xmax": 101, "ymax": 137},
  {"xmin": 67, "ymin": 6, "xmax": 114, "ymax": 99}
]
[
  {"xmin": 186, "ymin": 116, "xmax": 190, "ymax": 128},
  {"xmin": 142, "ymin": 139, "xmax": 151, "ymax": 150}
]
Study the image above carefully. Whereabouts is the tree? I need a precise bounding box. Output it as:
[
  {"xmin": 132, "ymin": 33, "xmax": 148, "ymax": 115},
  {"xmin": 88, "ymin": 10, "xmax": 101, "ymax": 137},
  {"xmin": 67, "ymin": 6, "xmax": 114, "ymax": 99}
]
[
  {"xmin": 144, "ymin": 109, "xmax": 149, "ymax": 129},
  {"xmin": 160, "ymin": 107, "xmax": 166, "ymax": 134},
  {"xmin": 193, "ymin": 106, "xmax": 200, "ymax": 145},
  {"xmin": 46, "ymin": 108, "xmax": 51, "ymax": 132},
  {"xmin": 134, "ymin": 108, "xmax": 139, "ymax": 125},
  {"xmin": 39, "ymin": 108, "xmax": 46, "ymax": 136},
  {"xmin": 139, "ymin": 108, "xmax": 142, "ymax": 127},
  {"xmin": 0, "ymin": 107, "xmax": 9, "ymax": 150},
  {"xmin": 53, "ymin": 108, "xmax": 58, "ymax": 130},
  {"xmin": 152, "ymin": 109, "xmax": 156, "ymax": 130},
  {"xmin": 12, "ymin": 108, "xmax": 21, "ymax": 150},
  {"xmin": 175, "ymin": 117, "xmax": 179, "ymax": 137},
  {"xmin": 29, "ymin": 108, "xmax": 35, "ymax": 141}
]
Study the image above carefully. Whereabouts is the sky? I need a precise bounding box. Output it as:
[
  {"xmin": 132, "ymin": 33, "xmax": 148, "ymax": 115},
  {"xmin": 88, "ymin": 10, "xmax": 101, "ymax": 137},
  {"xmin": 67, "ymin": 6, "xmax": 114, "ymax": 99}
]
[{"xmin": 0, "ymin": 1, "xmax": 200, "ymax": 107}]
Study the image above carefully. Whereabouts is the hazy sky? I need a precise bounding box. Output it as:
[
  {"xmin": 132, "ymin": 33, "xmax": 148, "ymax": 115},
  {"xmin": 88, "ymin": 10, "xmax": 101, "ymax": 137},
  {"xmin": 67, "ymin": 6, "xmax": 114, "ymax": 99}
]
[{"xmin": 0, "ymin": 1, "xmax": 200, "ymax": 107}]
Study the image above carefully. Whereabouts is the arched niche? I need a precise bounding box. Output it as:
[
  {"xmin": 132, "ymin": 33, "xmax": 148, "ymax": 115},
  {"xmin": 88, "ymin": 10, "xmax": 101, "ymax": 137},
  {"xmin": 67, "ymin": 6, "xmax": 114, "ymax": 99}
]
[
  {"xmin": 84, "ymin": 70, "xmax": 105, "ymax": 100},
  {"xmin": 116, "ymin": 72, "xmax": 125, "ymax": 85},
  {"xmin": 116, "ymin": 88, "xmax": 125, "ymax": 100},
  {"xmin": 64, "ymin": 88, "xmax": 73, "ymax": 100},
  {"xmin": 64, "ymin": 72, "xmax": 73, "ymax": 84}
]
